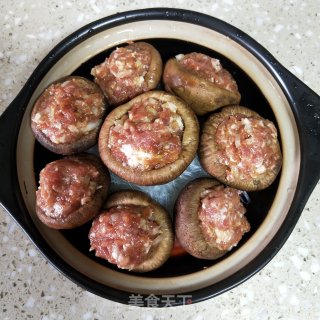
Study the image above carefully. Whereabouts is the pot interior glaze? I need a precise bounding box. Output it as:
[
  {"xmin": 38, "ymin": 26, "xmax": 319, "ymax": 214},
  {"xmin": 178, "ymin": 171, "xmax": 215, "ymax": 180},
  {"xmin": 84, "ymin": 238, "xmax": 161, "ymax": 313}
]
[{"xmin": 16, "ymin": 19, "xmax": 300, "ymax": 295}]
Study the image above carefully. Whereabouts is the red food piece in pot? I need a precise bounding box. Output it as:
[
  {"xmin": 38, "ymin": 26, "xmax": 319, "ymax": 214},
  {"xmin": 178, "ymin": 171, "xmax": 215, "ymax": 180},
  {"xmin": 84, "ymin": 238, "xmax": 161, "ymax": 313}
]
[{"xmin": 171, "ymin": 237, "xmax": 187, "ymax": 257}]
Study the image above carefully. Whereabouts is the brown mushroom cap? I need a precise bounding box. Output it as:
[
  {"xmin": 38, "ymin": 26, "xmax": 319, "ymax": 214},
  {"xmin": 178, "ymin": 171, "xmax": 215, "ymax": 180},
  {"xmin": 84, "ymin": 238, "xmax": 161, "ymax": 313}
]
[
  {"xmin": 36, "ymin": 154, "xmax": 110, "ymax": 229},
  {"xmin": 163, "ymin": 57, "xmax": 241, "ymax": 115},
  {"xmin": 98, "ymin": 90, "xmax": 199, "ymax": 185},
  {"xmin": 199, "ymin": 105, "xmax": 282, "ymax": 191},
  {"xmin": 103, "ymin": 190, "xmax": 174, "ymax": 272},
  {"xmin": 31, "ymin": 76, "xmax": 107, "ymax": 155},
  {"xmin": 139, "ymin": 42, "xmax": 163, "ymax": 90},
  {"xmin": 175, "ymin": 178, "xmax": 228, "ymax": 260}
]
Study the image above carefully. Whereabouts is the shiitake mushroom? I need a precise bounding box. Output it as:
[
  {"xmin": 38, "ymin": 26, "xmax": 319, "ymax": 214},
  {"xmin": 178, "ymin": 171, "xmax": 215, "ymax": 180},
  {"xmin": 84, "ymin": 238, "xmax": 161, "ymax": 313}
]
[
  {"xmin": 199, "ymin": 105, "xmax": 282, "ymax": 191},
  {"xmin": 175, "ymin": 178, "xmax": 250, "ymax": 260},
  {"xmin": 88, "ymin": 190, "xmax": 174, "ymax": 272},
  {"xmin": 98, "ymin": 90, "xmax": 199, "ymax": 185},
  {"xmin": 91, "ymin": 41, "xmax": 163, "ymax": 107},
  {"xmin": 163, "ymin": 52, "xmax": 241, "ymax": 115},
  {"xmin": 35, "ymin": 154, "xmax": 110, "ymax": 229},
  {"xmin": 31, "ymin": 76, "xmax": 107, "ymax": 155}
]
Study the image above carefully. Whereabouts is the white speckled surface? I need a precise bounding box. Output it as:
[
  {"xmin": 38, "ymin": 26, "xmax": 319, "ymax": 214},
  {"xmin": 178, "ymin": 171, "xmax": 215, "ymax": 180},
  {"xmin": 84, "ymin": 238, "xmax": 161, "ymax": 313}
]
[{"xmin": 1, "ymin": 1, "xmax": 320, "ymax": 319}]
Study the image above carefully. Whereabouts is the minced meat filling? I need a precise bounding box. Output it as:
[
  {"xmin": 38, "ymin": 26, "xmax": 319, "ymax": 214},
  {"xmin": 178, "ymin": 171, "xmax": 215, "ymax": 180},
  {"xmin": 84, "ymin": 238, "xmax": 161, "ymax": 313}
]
[
  {"xmin": 215, "ymin": 114, "xmax": 280, "ymax": 182},
  {"xmin": 91, "ymin": 45, "xmax": 151, "ymax": 105},
  {"xmin": 177, "ymin": 52, "xmax": 238, "ymax": 92},
  {"xmin": 108, "ymin": 97, "xmax": 184, "ymax": 171},
  {"xmin": 89, "ymin": 205, "xmax": 162, "ymax": 270},
  {"xmin": 198, "ymin": 186, "xmax": 250, "ymax": 251},
  {"xmin": 37, "ymin": 159, "xmax": 100, "ymax": 218},
  {"xmin": 32, "ymin": 78, "xmax": 105, "ymax": 144}
]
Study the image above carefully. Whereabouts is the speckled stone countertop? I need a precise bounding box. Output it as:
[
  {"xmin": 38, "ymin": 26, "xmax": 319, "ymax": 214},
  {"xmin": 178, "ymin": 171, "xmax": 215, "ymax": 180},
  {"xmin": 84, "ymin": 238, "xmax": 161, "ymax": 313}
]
[{"xmin": 0, "ymin": 1, "xmax": 319, "ymax": 319}]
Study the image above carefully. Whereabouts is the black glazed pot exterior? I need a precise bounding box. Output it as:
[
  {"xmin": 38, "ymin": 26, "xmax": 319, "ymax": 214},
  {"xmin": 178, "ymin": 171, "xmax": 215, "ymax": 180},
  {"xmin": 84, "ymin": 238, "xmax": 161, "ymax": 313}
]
[{"xmin": 0, "ymin": 8, "xmax": 320, "ymax": 307}]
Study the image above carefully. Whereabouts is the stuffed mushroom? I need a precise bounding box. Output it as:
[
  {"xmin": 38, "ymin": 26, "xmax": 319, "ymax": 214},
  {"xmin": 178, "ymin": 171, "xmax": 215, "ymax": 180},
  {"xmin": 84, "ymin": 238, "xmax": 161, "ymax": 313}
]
[
  {"xmin": 199, "ymin": 105, "xmax": 282, "ymax": 191},
  {"xmin": 88, "ymin": 190, "xmax": 174, "ymax": 272},
  {"xmin": 31, "ymin": 76, "xmax": 107, "ymax": 155},
  {"xmin": 98, "ymin": 90, "xmax": 199, "ymax": 185},
  {"xmin": 91, "ymin": 41, "xmax": 162, "ymax": 107},
  {"xmin": 163, "ymin": 52, "xmax": 241, "ymax": 115},
  {"xmin": 35, "ymin": 154, "xmax": 110, "ymax": 229},
  {"xmin": 175, "ymin": 178, "xmax": 250, "ymax": 260}
]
